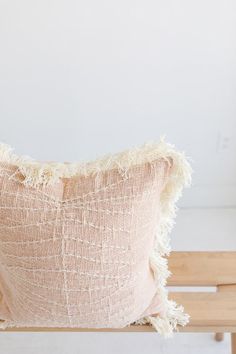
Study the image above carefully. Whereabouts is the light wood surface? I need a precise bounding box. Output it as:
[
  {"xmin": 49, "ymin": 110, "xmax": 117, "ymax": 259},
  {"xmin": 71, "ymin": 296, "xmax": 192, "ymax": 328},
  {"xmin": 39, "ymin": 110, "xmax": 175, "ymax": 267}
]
[
  {"xmin": 232, "ymin": 333, "xmax": 236, "ymax": 354},
  {"xmin": 170, "ymin": 292, "xmax": 236, "ymax": 327},
  {"xmin": 168, "ymin": 251, "xmax": 236, "ymax": 286},
  {"xmin": 215, "ymin": 285, "xmax": 236, "ymax": 342},
  {"xmin": 0, "ymin": 325, "xmax": 235, "ymax": 333}
]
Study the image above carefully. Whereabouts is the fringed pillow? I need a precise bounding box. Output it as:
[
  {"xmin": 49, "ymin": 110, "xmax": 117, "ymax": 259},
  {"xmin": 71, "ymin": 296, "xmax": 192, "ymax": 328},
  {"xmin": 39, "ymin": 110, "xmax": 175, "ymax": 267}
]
[{"xmin": 0, "ymin": 139, "xmax": 192, "ymax": 336}]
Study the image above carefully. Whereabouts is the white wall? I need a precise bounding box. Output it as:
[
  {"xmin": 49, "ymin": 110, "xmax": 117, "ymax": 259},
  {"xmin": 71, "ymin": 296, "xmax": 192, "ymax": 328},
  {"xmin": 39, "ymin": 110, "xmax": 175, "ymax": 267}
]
[{"xmin": 0, "ymin": 0, "xmax": 236, "ymax": 208}]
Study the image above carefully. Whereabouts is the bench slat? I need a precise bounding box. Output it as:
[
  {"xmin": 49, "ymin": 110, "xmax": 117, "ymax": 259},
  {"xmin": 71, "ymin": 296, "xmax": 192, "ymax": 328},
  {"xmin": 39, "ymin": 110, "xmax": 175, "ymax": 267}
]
[
  {"xmin": 1, "ymin": 325, "xmax": 236, "ymax": 333},
  {"xmin": 168, "ymin": 251, "xmax": 236, "ymax": 286},
  {"xmin": 170, "ymin": 291, "xmax": 236, "ymax": 326}
]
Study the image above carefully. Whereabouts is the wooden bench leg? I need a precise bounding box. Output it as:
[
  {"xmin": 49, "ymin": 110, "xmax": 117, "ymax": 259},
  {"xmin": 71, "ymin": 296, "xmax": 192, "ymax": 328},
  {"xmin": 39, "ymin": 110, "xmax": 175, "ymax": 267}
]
[
  {"xmin": 215, "ymin": 284, "xmax": 236, "ymax": 344},
  {"xmin": 232, "ymin": 333, "xmax": 236, "ymax": 354},
  {"xmin": 214, "ymin": 285, "xmax": 225, "ymax": 342},
  {"xmin": 215, "ymin": 333, "xmax": 224, "ymax": 341}
]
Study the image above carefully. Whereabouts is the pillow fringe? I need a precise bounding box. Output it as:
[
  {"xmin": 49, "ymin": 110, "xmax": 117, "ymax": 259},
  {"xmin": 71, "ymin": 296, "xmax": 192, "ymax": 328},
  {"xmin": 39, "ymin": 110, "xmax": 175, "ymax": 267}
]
[
  {"xmin": 135, "ymin": 139, "xmax": 192, "ymax": 335},
  {"xmin": 0, "ymin": 320, "xmax": 9, "ymax": 330},
  {"xmin": 143, "ymin": 299, "xmax": 190, "ymax": 337},
  {"xmin": 0, "ymin": 138, "xmax": 192, "ymax": 188}
]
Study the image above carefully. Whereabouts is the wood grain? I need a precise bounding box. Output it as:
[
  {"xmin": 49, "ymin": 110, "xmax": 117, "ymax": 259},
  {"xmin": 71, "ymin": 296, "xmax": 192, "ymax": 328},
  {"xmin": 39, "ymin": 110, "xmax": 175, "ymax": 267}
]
[{"xmin": 168, "ymin": 251, "xmax": 236, "ymax": 286}]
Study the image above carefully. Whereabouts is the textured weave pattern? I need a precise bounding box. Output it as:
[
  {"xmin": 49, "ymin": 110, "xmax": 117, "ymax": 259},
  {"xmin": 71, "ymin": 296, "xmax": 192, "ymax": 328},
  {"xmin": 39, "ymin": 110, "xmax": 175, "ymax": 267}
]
[{"xmin": 0, "ymin": 158, "xmax": 171, "ymax": 328}]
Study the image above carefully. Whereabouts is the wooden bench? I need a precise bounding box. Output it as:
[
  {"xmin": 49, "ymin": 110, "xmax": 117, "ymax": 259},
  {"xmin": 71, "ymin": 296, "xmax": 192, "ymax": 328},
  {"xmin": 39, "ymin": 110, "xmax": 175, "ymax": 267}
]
[{"xmin": 1, "ymin": 252, "xmax": 236, "ymax": 353}]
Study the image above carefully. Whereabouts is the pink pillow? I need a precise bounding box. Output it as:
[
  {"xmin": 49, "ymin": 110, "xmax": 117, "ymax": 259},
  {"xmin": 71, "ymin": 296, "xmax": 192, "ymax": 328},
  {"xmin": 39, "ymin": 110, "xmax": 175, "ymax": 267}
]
[{"xmin": 0, "ymin": 139, "xmax": 192, "ymax": 336}]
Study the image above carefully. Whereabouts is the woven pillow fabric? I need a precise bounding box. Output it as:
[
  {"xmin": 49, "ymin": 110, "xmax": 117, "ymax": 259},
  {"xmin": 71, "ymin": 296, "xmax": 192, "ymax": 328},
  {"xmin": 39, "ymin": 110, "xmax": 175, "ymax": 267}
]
[{"xmin": 0, "ymin": 140, "xmax": 192, "ymax": 336}]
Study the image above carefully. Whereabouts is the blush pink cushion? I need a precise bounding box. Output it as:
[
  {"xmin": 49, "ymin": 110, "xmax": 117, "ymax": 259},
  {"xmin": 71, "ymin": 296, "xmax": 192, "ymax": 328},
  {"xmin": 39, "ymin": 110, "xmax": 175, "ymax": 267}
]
[{"xmin": 0, "ymin": 140, "xmax": 192, "ymax": 335}]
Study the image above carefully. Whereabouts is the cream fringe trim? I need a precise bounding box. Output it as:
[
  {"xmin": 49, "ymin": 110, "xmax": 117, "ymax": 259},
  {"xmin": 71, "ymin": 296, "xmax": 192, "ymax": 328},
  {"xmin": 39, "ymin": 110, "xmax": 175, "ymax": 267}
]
[
  {"xmin": 134, "ymin": 139, "xmax": 192, "ymax": 336},
  {"xmin": 0, "ymin": 138, "xmax": 191, "ymax": 187},
  {"xmin": 0, "ymin": 138, "xmax": 192, "ymax": 335},
  {"xmin": 0, "ymin": 320, "xmax": 9, "ymax": 330},
  {"xmin": 135, "ymin": 291, "xmax": 190, "ymax": 336}
]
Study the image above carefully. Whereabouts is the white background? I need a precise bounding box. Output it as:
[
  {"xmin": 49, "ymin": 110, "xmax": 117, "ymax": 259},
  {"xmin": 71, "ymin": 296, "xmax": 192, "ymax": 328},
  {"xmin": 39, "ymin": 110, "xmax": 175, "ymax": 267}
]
[
  {"xmin": 1, "ymin": 0, "xmax": 236, "ymax": 208},
  {"xmin": 0, "ymin": 0, "xmax": 235, "ymax": 353}
]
